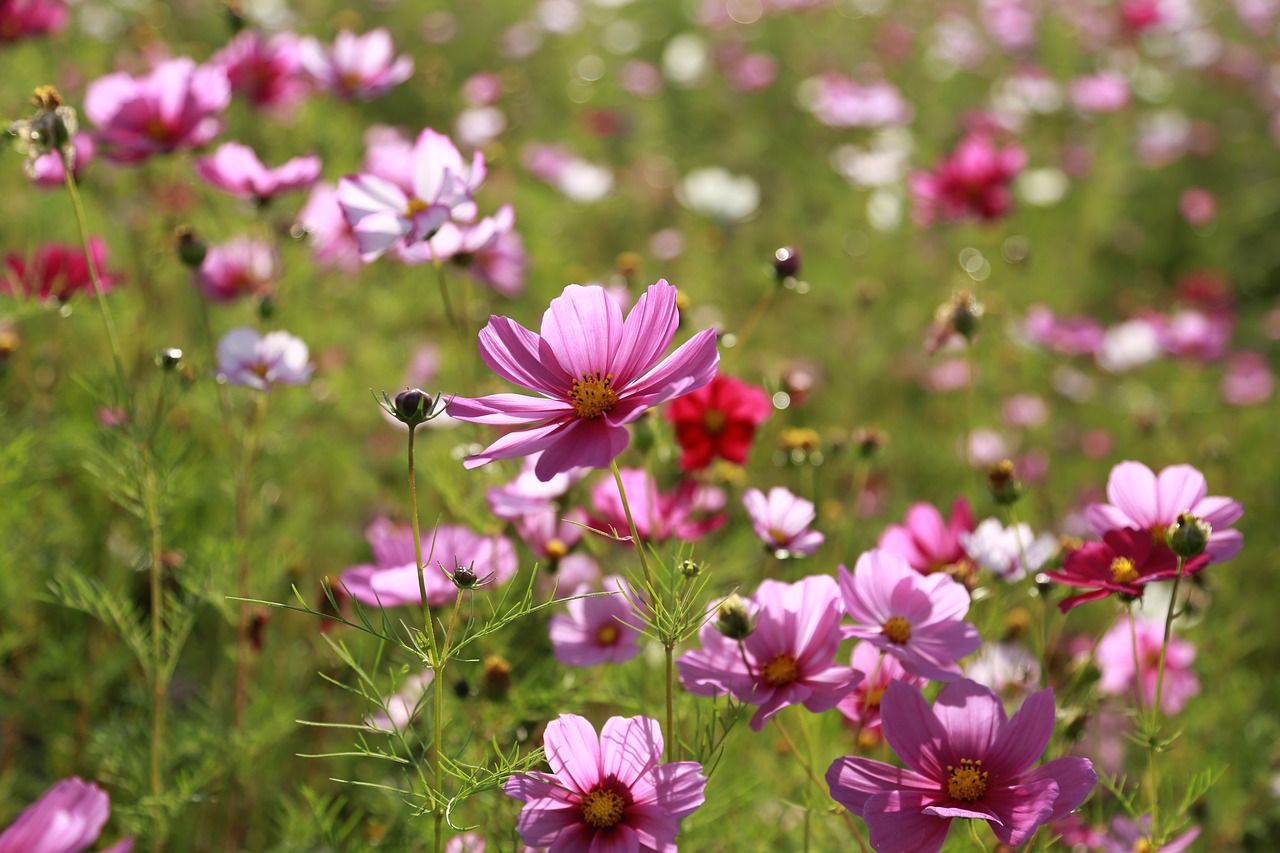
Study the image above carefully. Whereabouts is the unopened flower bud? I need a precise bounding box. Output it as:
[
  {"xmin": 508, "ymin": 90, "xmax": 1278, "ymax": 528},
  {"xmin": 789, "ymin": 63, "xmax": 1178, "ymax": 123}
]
[
  {"xmin": 156, "ymin": 347, "xmax": 183, "ymax": 370},
  {"xmin": 949, "ymin": 291, "xmax": 984, "ymax": 340},
  {"xmin": 481, "ymin": 654, "xmax": 512, "ymax": 700},
  {"xmin": 679, "ymin": 559, "xmax": 701, "ymax": 579},
  {"xmin": 175, "ymin": 226, "xmax": 207, "ymax": 268},
  {"xmin": 451, "ymin": 562, "xmax": 480, "ymax": 590},
  {"xmin": 11, "ymin": 86, "xmax": 77, "ymax": 166},
  {"xmin": 773, "ymin": 246, "xmax": 801, "ymax": 281},
  {"xmin": 852, "ymin": 427, "xmax": 886, "ymax": 460},
  {"xmin": 987, "ymin": 459, "xmax": 1024, "ymax": 506},
  {"xmin": 715, "ymin": 594, "xmax": 754, "ymax": 640},
  {"xmin": 1166, "ymin": 513, "xmax": 1211, "ymax": 559},
  {"xmin": 393, "ymin": 388, "xmax": 434, "ymax": 427}
]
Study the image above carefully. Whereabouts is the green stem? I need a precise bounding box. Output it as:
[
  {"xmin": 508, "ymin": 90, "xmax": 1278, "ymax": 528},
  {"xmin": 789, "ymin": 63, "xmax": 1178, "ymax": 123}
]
[
  {"xmin": 1145, "ymin": 554, "xmax": 1187, "ymax": 844},
  {"xmin": 609, "ymin": 461, "xmax": 655, "ymax": 590},
  {"xmin": 145, "ymin": 475, "xmax": 167, "ymax": 853},
  {"xmin": 733, "ymin": 284, "xmax": 778, "ymax": 354},
  {"xmin": 664, "ymin": 643, "xmax": 675, "ymax": 763},
  {"xmin": 1151, "ymin": 556, "xmax": 1186, "ymax": 724}
]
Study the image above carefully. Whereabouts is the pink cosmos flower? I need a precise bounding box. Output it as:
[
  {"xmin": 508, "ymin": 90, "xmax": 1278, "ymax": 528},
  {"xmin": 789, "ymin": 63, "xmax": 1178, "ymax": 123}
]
[
  {"xmin": 1101, "ymin": 815, "xmax": 1200, "ymax": 853},
  {"xmin": 444, "ymin": 833, "xmax": 485, "ymax": 853},
  {"xmin": 878, "ymin": 498, "xmax": 975, "ymax": 575},
  {"xmin": 486, "ymin": 454, "xmax": 587, "ymax": 520},
  {"xmin": 1221, "ymin": 351, "xmax": 1274, "ymax": 406},
  {"xmin": 1070, "ymin": 72, "xmax": 1130, "ymax": 114},
  {"xmin": 337, "ymin": 128, "xmax": 484, "ymax": 262},
  {"xmin": 1023, "ymin": 305, "xmax": 1105, "ymax": 356},
  {"xmin": 590, "ymin": 468, "xmax": 727, "ymax": 544},
  {"xmin": 836, "ymin": 642, "xmax": 928, "ymax": 735},
  {"xmin": 194, "ymin": 237, "xmax": 279, "ymax": 302},
  {"xmin": 366, "ymin": 669, "xmax": 433, "ymax": 732},
  {"xmin": 909, "ymin": 133, "xmax": 1027, "ymax": 225},
  {"xmin": 0, "ymin": 0, "xmax": 67, "ymax": 44},
  {"xmin": 743, "ymin": 486, "xmax": 824, "ymax": 557},
  {"xmin": 677, "ymin": 576, "xmax": 862, "ymax": 731},
  {"xmin": 85, "ymin": 58, "xmax": 230, "ymax": 163},
  {"xmin": 827, "ymin": 680, "xmax": 1096, "ymax": 853},
  {"xmin": 1042, "ymin": 528, "xmax": 1206, "ymax": 612},
  {"xmin": 965, "ymin": 642, "xmax": 1042, "ymax": 706},
  {"xmin": 839, "ymin": 549, "xmax": 982, "ymax": 682},
  {"xmin": 1096, "ymin": 616, "xmax": 1199, "ymax": 715},
  {"xmin": 27, "ymin": 133, "xmax": 94, "ymax": 188},
  {"xmin": 399, "ymin": 205, "xmax": 528, "ymax": 297},
  {"xmin": 450, "ymin": 281, "xmax": 720, "ymax": 482},
  {"xmin": 299, "ymin": 29, "xmax": 413, "ymax": 100},
  {"xmin": 1085, "ymin": 461, "xmax": 1243, "ymax": 563},
  {"xmin": 339, "ymin": 519, "xmax": 517, "ymax": 608},
  {"xmin": 194, "ymin": 142, "xmax": 320, "ymax": 201},
  {"xmin": 550, "ymin": 575, "xmax": 642, "ymax": 667},
  {"xmin": 211, "ymin": 30, "xmax": 309, "ymax": 112},
  {"xmin": 1151, "ymin": 309, "xmax": 1232, "ymax": 361},
  {"xmin": 515, "ymin": 506, "xmax": 587, "ymax": 564},
  {"xmin": 504, "ymin": 713, "xmax": 706, "ymax": 852},
  {"xmin": 215, "ymin": 327, "xmax": 312, "ymax": 391},
  {"xmin": 0, "ymin": 776, "xmax": 133, "ymax": 853},
  {"xmin": 3, "ymin": 238, "xmax": 122, "ymax": 302},
  {"xmin": 805, "ymin": 74, "xmax": 913, "ymax": 128},
  {"xmin": 297, "ymin": 182, "xmax": 361, "ymax": 271}
]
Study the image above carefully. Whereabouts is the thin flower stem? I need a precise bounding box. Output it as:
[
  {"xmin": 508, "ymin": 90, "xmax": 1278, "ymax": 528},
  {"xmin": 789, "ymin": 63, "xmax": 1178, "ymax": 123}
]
[
  {"xmin": 434, "ymin": 261, "xmax": 474, "ymax": 395},
  {"xmin": 1152, "ymin": 556, "xmax": 1186, "ymax": 725},
  {"xmin": 773, "ymin": 717, "xmax": 869, "ymax": 851},
  {"xmin": 145, "ymin": 474, "xmax": 167, "ymax": 853},
  {"xmin": 609, "ymin": 461, "xmax": 655, "ymax": 589},
  {"xmin": 1126, "ymin": 604, "xmax": 1146, "ymax": 716},
  {"xmin": 407, "ymin": 427, "xmax": 435, "ymax": 656},
  {"xmin": 664, "ymin": 643, "xmax": 676, "ymax": 763},
  {"xmin": 432, "ymin": 590, "xmax": 464, "ymax": 853},
  {"xmin": 1145, "ymin": 554, "xmax": 1187, "ymax": 845},
  {"xmin": 967, "ymin": 818, "xmax": 987, "ymax": 851},
  {"xmin": 734, "ymin": 284, "xmax": 778, "ymax": 353}
]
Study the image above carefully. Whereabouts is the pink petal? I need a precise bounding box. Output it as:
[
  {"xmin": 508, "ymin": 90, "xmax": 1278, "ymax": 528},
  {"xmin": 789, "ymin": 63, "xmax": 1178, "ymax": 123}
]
[
  {"xmin": 623, "ymin": 803, "xmax": 680, "ymax": 851},
  {"xmin": 930, "ymin": 680, "xmax": 1005, "ymax": 763},
  {"xmin": 476, "ymin": 315, "xmax": 572, "ymax": 396},
  {"xmin": 586, "ymin": 824, "xmax": 639, "ymax": 853},
  {"xmin": 544, "ymin": 714, "xmax": 602, "ymax": 793},
  {"xmin": 1020, "ymin": 756, "xmax": 1097, "ymax": 822},
  {"xmin": 1084, "ymin": 503, "xmax": 1135, "ymax": 535},
  {"xmin": 610, "ymin": 280, "xmax": 679, "ymax": 387},
  {"xmin": 351, "ymin": 210, "xmax": 411, "ymax": 260},
  {"xmin": 881, "ymin": 681, "xmax": 948, "ymax": 779},
  {"xmin": 620, "ymin": 329, "xmax": 719, "ymax": 411},
  {"xmin": 533, "ymin": 416, "xmax": 631, "ymax": 481},
  {"xmin": 1154, "ymin": 464, "xmax": 1208, "ymax": 521},
  {"xmin": 1106, "ymin": 461, "xmax": 1159, "ymax": 528},
  {"xmin": 599, "ymin": 716, "xmax": 662, "ymax": 788},
  {"xmin": 982, "ymin": 776, "xmax": 1059, "ymax": 847},
  {"xmin": 1205, "ymin": 529, "xmax": 1243, "ymax": 562},
  {"xmin": 462, "ymin": 418, "xmax": 576, "ymax": 471},
  {"xmin": 447, "ymin": 393, "xmax": 575, "ymax": 425},
  {"xmin": 984, "ymin": 688, "xmax": 1055, "ymax": 778},
  {"xmin": 825, "ymin": 756, "xmax": 937, "ymax": 815},
  {"xmin": 541, "ymin": 284, "xmax": 625, "ymax": 378},
  {"xmin": 1191, "ymin": 495, "xmax": 1243, "ymax": 528},
  {"xmin": 648, "ymin": 761, "xmax": 707, "ymax": 820},
  {"xmin": 861, "ymin": 790, "xmax": 954, "ymax": 853}
]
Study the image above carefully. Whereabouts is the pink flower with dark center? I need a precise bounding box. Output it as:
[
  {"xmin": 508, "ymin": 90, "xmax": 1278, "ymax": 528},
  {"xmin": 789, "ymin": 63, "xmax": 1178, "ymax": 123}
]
[
  {"xmin": 836, "ymin": 642, "xmax": 927, "ymax": 735},
  {"xmin": 1042, "ymin": 528, "xmax": 1207, "ymax": 612},
  {"xmin": 211, "ymin": 30, "xmax": 309, "ymax": 112},
  {"xmin": 1085, "ymin": 461, "xmax": 1243, "ymax": 564},
  {"xmin": 877, "ymin": 498, "xmax": 975, "ymax": 575},
  {"xmin": 450, "ymin": 281, "xmax": 720, "ymax": 482},
  {"xmin": 194, "ymin": 142, "xmax": 321, "ymax": 201},
  {"xmin": 194, "ymin": 237, "xmax": 279, "ymax": 302},
  {"xmin": 839, "ymin": 549, "xmax": 981, "ymax": 682},
  {"xmin": 1096, "ymin": 616, "xmax": 1199, "ymax": 715},
  {"xmin": 27, "ymin": 133, "xmax": 94, "ymax": 188},
  {"xmin": 550, "ymin": 575, "xmax": 642, "ymax": 667},
  {"xmin": 677, "ymin": 575, "xmax": 862, "ymax": 731},
  {"xmin": 339, "ymin": 519, "xmax": 517, "ymax": 608},
  {"xmin": 299, "ymin": 29, "xmax": 413, "ymax": 100},
  {"xmin": 589, "ymin": 468, "xmax": 727, "ymax": 544},
  {"xmin": 827, "ymin": 680, "xmax": 1096, "ymax": 853},
  {"xmin": 2, "ymin": 238, "xmax": 122, "ymax": 302},
  {"xmin": 909, "ymin": 133, "xmax": 1027, "ymax": 225},
  {"xmin": 85, "ymin": 58, "xmax": 230, "ymax": 163},
  {"xmin": 216, "ymin": 327, "xmax": 311, "ymax": 391},
  {"xmin": 0, "ymin": 776, "xmax": 133, "ymax": 853},
  {"xmin": 0, "ymin": 0, "xmax": 67, "ymax": 44},
  {"xmin": 504, "ymin": 713, "xmax": 706, "ymax": 851},
  {"xmin": 297, "ymin": 182, "xmax": 361, "ymax": 271},
  {"xmin": 743, "ymin": 486, "xmax": 824, "ymax": 557}
]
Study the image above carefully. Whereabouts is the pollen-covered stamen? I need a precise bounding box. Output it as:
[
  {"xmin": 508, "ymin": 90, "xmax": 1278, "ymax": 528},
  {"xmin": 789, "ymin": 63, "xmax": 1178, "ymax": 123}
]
[
  {"xmin": 596, "ymin": 623, "xmax": 620, "ymax": 646},
  {"xmin": 1110, "ymin": 557, "xmax": 1138, "ymax": 584},
  {"xmin": 570, "ymin": 371, "xmax": 618, "ymax": 419},
  {"xmin": 404, "ymin": 197, "xmax": 430, "ymax": 217},
  {"xmin": 760, "ymin": 652, "xmax": 800, "ymax": 687},
  {"xmin": 580, "ymin": 786, "xmax": 627, "ymax": 829},
  {"xmin": 882, "ymin": 616, "xmax": 912, "ymax": 644},
  {"xmin": 946, "ymin": 758, "xmax": 988, "ymax": 801},
  {"xmin": 545, "ymin": 539, "xmax": 568, "ymax": 560}
]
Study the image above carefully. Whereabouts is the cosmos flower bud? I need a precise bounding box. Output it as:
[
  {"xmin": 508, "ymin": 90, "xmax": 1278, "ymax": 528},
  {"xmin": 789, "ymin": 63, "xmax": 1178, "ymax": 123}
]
[
  {"xmin": 987, "ymin": 459, "xmax": 1024, "ymax": 506},
  {"xmin": 949, "ymin": 291, "xmax": 983, "ymax": 340},
  {"xmin": 679, "ymin": 559, "xmax": 702, "ymax": 579},
  {"xmin": 175, "ymin": 225, "xmax": 207, "ymax": 268},
  {"xmin": 451, "ymin": 561, "xmax": 480, "ymax": 590},
  {"xmin": 773, "ymin": 246, "xmax": 801, "ymax": 281},
  {"xmin": 392, "ymin": 388, "xmax": 434, "ymax": 427},
  {"xmin": 1166, "ymin": 513, "xmax": 1211, "ymax": 559},
  {"xmin": 852, "ymin": 426, "xmax": 886, "ymax": 460},
  {"xmin": 10, "ymin": 85, "xmax": 77, "ymax": 167},
  {"xmin": 715, "ymin": 593, "xmax": 754, "ymax": 640},
  {"xmin": 156, "ymin": 347, "xmax": 183, "ymax": 370},
  {"xmin": 481, "ymin": 654, "xmax": 512, "ymax": 699}
]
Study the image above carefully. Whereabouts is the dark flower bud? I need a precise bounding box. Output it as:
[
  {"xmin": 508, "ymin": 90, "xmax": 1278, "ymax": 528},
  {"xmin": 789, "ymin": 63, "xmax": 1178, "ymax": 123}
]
[
  {"xmin": 987, "ymin": 459, "xmax": 1024, "ymax": 506},
  {"xmin": 773, "ymin": 246, "xmax": 801, "ymax": 281},
  {"xmin": 715, "ymin": 593, "xmax": 754, "ymax": 640},
  {"xmin": 156, "ymin": 347, "xmax": 183, "ymax": 370},
  {"xmin": 175, "ymin": 225, "xmax": 207, "ymax": 268},
  {"xmin": 1166, "ymin": 513, "xmax": 1211, "ymax": 559},
  {"xmin": 481, "ymin": 654, "xmax": 512, "ymax": 700},
  {"xmin": 949, "ymin": 291, "xmax": 984, "ymax": 340},
  {"xmin": 257, "ymin": 294, "xmax": 276, "ymax": 321},
  {"xmin": 451, "ymin": 561, "xmax": 480, "ymax": 590},
  {"xmin": 393, "ymin": 388, "xmax": 434, "ymax": 427},
  {"xmin": 852, "ymin": 426, "xmax": 886, "ymax": 460},
  {"xmin": 452, "ymin": 677, "xmax": 472, "ymax": 700}
]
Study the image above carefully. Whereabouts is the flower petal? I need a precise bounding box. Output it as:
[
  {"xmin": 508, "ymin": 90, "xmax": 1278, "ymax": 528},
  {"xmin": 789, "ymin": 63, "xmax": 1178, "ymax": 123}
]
[
  {"xmin": 599, "ymin": 716, "xmax": 663, "ymax": 788},
  {"xmin": 862, "ymin": 790, "xmax": 954, "ymax": 853},
  {"xmin": 1020, "ymin": 756, "xmax": 1097, "ymax": 822},
  {"xmin": 985, "ymin": 688, "xmax": 1055, "ymax": 778},
  {"xmin": 611, "ymin": 280, "xmax": 679, "ymax": 387},
  {"xmin": 648, "ymin": 761, "xmax": 708, "ymax": 820},
  {"xmin": 930, "ymin": 680, "xmax": 1006, "ymax": 764},
  {"xmin": 881, "ymin": 680, "xmax": 948, "ymax": 778},
  {"xmin": 825, "ymin": 756, "xmax": 938, "ymax": 815},
  {"xmin": 543, "ymin": 714, "xmax": 602, "ymax": 793},
  {"xmin": 541, "ymin": 284, "xmax": 625, "ymax": 378},
  {"xmin": 620, "ymin": 329, "xmax": 719, "ymax": 411},
  {"xmin": 533, "ymin": 416, "xmax": 631, "ymax": 481},
  {"xmin": 1106, "ymin": 461, "xmax": 1159, "ymax": 528},
  {"xmin": 477, "ymin": 315, "xmax": 572, "ymax": 396},
  {"xmin": 447, "ymin": 393, "xmax": 575, "ymax": 425},
  {"xmin": 1155, "ymin": 464, "xmax": 1207, "ymax": 521}
]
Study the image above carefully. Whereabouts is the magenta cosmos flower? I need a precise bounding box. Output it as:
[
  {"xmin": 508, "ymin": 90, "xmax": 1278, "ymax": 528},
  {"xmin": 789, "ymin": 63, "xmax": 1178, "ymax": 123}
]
[
  {"xmin": 195, "ymin": 237, "xmax": 279, "ymax": 302},
  {"xmin": 211, "ymin": 30, "xmax": 309, "ymax": 112},
  {"xmin": 1042, "ymin": 528, "xmax": 1206, "ymax": 612},
  {"xmin": 743, "ymin": 486, "xmax": 824, "ymax": 557},
  {"xmin": 0, "ymin": 777, "xmax": 133, "ymax": 853},
  {"xmin": 216, "ymin": 327, "xmax": 312, "ymax": 391},
  {"xmin": 836, "ymin": 642, "xmax": 927, "ymax": 735},
  {"xmin": 549, "ymin": 575, "xmax": 642, "ymax": 667},
  {"xmin": 826, "ymin": 680, "xmax": 1097, "ymax": 853},
  {"xmin": 0, "ymin": 0, "xmax": 67, "ymax": 44},
  {"xmin": 909, "ymin": 133, "xmax": 1027, "ymax": 226},
  {"xmin": 1085, "ymin": 461, "xmax": 1243, "ymax": 563},
  {"xmin": 677, "ymin": 575, "xmax": 862, "ymax": 731},
  {"xmin": 839, "ymin": 549, "xmax": 981, "ymax": 682},
  {"xmin": 194, "ymin": 142, "xmax": 320, "ymax": 201},
  {"xmin": 299, "ymin": 29, "xmax": 413, "ymax": 100},
  {"xmin": 590, "ymin": 468, "xmax": 726, "ymax": 544},
  {"xmin": 297, "ymin": 182, "xmax": 360, "ymax": 272},
  {"xmin": 85, "ymin": 58, "xmax": 229, "ymax": 163},
  {"xmin": 1095, "ymin": 616, "xmax": 1199, "ymax": 715},
  {"xmin": 3, "ymin": 238, "xmax": 122, "ymax": 302},
  {"xmin": 504, "ymin": 713, "xmax": 706, "ymax": 852},
  {"xmin": 877, "ymin": 498, "xmax": 975, "ymax": 575},
  {"xmin": 450, "ymin": 281, "xmax": 720, "ymax": 482}
]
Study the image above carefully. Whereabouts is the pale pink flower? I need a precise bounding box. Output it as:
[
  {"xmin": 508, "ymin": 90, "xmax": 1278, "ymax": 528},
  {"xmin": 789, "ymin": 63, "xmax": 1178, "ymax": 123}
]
[
  {"xmin": 1221, "ymin": 351, "xmax": 1274, "ymax": 406},
  {"xmin": 965, "ymin": 641, "xmax": 1042, "ymax": 706},
  {"xmin": 1096, "ymin": 615, "xmax": 1199, "ymax": 715},
  {"xmin": 0, "ymin": 776, "xmax": 133, "ymax": 853},
  {"xmin": 297, "ymin": 182, "xmax": 361, "ymax": 271},
  {"xmin": 299, "ymin": 29, "xmax": 413, "ymax": 100},
  {"xmin": 1023, "ymin": 305, "xmax": 1104, "ymax": 356},
  {"xmin": 743, "ymin": 486, "xmax": 824, "ymax": 557},
  {"xmin": 804, "ymin": 74, "xmax": 913, "ymax": 128},
  {"xmin": 444, "ymin": 833, "xmax": 485, "ymax": 853},
  {"xmin": 836, "ymin": 642, "xmax": 927, "ymax": 734},
  {"xmin": 195, "ymin": 237, "xmax": 279, "ymax": 302},
  {"xmin": 216, "ymin": 327, "xmax": 312, "ymax": 391},
  {"xmin": 1179, "ymin": 187, "xmax": 1216, "ymax": 226},
  {"xmin": 549, "ymin": 575, "xmax": 642, "ymax": 667},
  {"xmin": 211, "ymin": 30, "xmax": 309, "ymax": 112},
  {"xmin": 1070, "ymin": 72, "xmax": 1130, "ymax": 114},
  {"xmin": 486, "ymin": 454, "xmax": 587, "ymax": 520},
  {"xmin": 514, "ymin": 506, "xmax": 588, "ymax": 563},
  {"xmin": 194, "ymin": 142, "xmax": 320, "ymax": 201}
]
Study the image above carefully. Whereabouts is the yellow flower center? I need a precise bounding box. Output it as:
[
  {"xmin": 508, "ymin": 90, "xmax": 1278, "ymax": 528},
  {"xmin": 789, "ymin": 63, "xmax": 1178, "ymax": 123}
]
[
  {"xmin": 596, "ymin": 623, "xmax": 620, "ymax": 646},
  {"xmin": 580, "ymin": 788, "xmax": 626, "ymax": 829},
  {"xmin": 1110, "ymin": 557, "xmax": 1138, "ymax": 584},
  {"xmin": 947, "ymin": 758, "xmax": 988, "ymax": 802},
  {"xmin": 545, "ymin": 539, "xmax": 568, "ymax": 560},
  {"xmin": 704, "ymin": 409, "xmax": 727, "ymax": 434},
  {"xmin": 863, "ymin": 685, "xmax": 886, "ymax": 709},
  {"xmin": 405, "ymin": 197, "xmax": 430, "ymax": 217},
  {"xmin": 760, "ymin": 652, "xmax": 800, "ymax": 687},
  {"xmin": 1134, "ymin": 840, "xmax": 1154, "ymax": 853},
  {"xmin": 570, "ymin": 372, "xmax": 618, "ymax": 419},
  {"xmin": 882, "ymin": 616, "xmax": 912, "ymax": 644}
]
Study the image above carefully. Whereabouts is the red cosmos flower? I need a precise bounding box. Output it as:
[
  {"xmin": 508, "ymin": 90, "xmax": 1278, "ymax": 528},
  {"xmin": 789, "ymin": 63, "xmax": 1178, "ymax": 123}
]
[
  {"xmin": 665, "ymin": 373, "xmax": 771, "ymax": 471},
  {"xmin": 2, "ymin": 238, "xmax": 122, "ymax": 302},
  {"xmin": 1043, "ymin": 528, "xmax": 1208, "ymax": 613}
]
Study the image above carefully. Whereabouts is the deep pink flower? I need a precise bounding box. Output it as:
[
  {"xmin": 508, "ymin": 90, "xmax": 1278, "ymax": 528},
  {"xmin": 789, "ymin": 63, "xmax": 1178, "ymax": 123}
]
[
  {"xmin": 877, "ymin": 498, "xmax": 975, "ymax": 575},
  {"xmin": 450, "ymin": 281, "xmax": 720, "ymax": 482},
  {"xmin": 1151, "ymin": 309, "xmax": 1232, "ymax": 361},
  {"xmin": 339, "ymin": 519, "xmax": 517, "ymax": 608},
  {"xmin": 826, "ymin": 680, "xmax": 1097, "ymax": 853},
  {"xmin": 194, "ymin": 237, "xmax": 278, "ymax": 302},
  {"xmin": 1096, "ymin": 616, "xmax": 1199, "ymax": 715},
  {"xmin": 909, "ymin": 134, "xmax": 1026, "ymax": 225},
  {"xmin": 0, "ymin": 0, "xmax": 67, "ymax": 43},
  {"xmin": 504, "ymin": 713, "xmax": 706, "ymax": 852},
  {"xmin": 665, "ymin": 373, "xmax": 772, "ymax": 472},
  {"xmin": 836, "ymin": 642, "xmax": 927, "ymax": 734},
  {"xmin": 216, "ymin": 327, "xmax": 312, "ymax": 391},
  {"xmin": 1221, "ymin": 351, "xmax": 1274, "ymax": 406},
  {"xmin": 3, "ymin": 238, "xmax": 122, "ymax": 302},
  {"xmin": 297, "ymin": 182, "xmax": 361, "ymax": 271},
  {"xmin": 194, "ymin": 142, "xmax": 320, "ymax": 201},
  {"xmin": 211, "ymin": 30, "xmax": 309, "ymax": 112},
  {"xmin": 1023, "ymin": 305, "xmax": 1105, "ymax": 356},
  {"xmin": 677, "ymin": 576, "xmax": 862, "ymax": 731},
  {"xmin": 1042, "ymin": 528, "xmax": 1206, "ymax": 612},
  {"xmin": 839, "ymin": 549, "xmax": 981, "ymax": 682},
  {"xmin": 1101, "ymin": 815, "xmax": 1199, "ymax": 853},
  {"xmin": 743, "ymin": 486, "xmax": 824, "ymax": 557},
  {"xmin": 0, "ymin": 776, "xmax": 133, "ymax": 853},
  {"xmin": 27, "ymin": 133, "xmax": 94, "ymax": 188},
  {"xmin": 590, "ymin": 468, "xmax": 727, "ymax": 544},
  {"xmin": 550, "ymin": 575, "xmax": 642, "ymax": 667},
  {"xmin": 85, "ymin": 58, "xmax": 230, "ymax": 163},
  {"xmin": 1085, "ymin": 461, "xmax": 1243, "ymax": 563},
  {"xmin": 299, "ymin": 29, "xmax": 413, "ymax": 100}
]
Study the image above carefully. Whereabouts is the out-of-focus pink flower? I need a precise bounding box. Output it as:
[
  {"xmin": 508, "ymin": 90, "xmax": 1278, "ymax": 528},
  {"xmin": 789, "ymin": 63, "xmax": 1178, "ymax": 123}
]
[
  {"xmin": 486, "ymin": 454, "xmax": 586, "ymax": 520},
  {"xmin": 1070, "ymin": 72, "xmax": 1130, "ymax": 113},
  {"xmin": 839, "ymin": 549, "xmax": 981, "ymax": 682},
  {"xmin": 366, "ymin": 670, "xmax": 433, "ymax": 732},
  {"xmin": 678, "ymin": 576, "xmax": 862, "ymax": 731},
  {"xmin": 1101, "ymin": 815, "xmax": 1199, "ymax": 853},
  {"xmin": 1221, "ymin": 351, "xmax": 1274, "ymax": 406},
  {"xmin": 85, "ymin": 58, "xmax": 230, "ymax": 163},
  {"xmin": 461, "ymin": 72, "xmax": 503, "ymax": 106},
  {"xmin": 878, "ymin": 497, "xmax": 975, "ymax": 575},
  {"xmin": 743, "ymin": 486, "xmax": 824, "ymax": 557},
  {"xmin": 216, "ymin": 327, "xmax": 312, "ymax": 391},
  {"xmin": 211, "ymin": 30, "xmax": 309, "ymax": 112},
  {"xmin": 449, "ymin": 281, "xmax": 719, "ymax": 482},
  {"xmin": 514, "ymin": 506, "xmax": 587, "ymax": 563},
  {"xmin": 0, "ymin": 0, "xmax": 67, "ymax": 44},
  {"xmin": 194, "ymin": 236, "xmax": 278, "ymax": 302},
  {"xmin": 924, "ymin": 358, "xmax": 971, "ymax": 393},
  {"xmin": 1152, "ymin": 309, "xmax": 1232, "ymax": 361},
  {"xmin": 2, "ymin": 238, "xmax": 122, "ymax": 302},
  {"xmin": 27, "ymin": 133, "xmax": 94, "ymax": 188},
  {"xmin": 194, "ymin": 142, "xmax": 320, "ymax": 201},
  {"xmin": 1023, "ymin": 305, "xmax": 1105, "ymax": 356},
  {"xmin": 909, "ymin": 133, "xmax": 1026, "ymax": 225},
  {"xmin": 804, "ymin": 74, "xmax": 912, "ymax": 129},
  {"xmin": 1081, "ymin": 429, "xmax": 1113, "ymax": 459},
  {"xmin": 728, "ymin": 52, "xmax": 777, "ymax": 92},
  {"xmin": 299, "ymin": 29, "xmax": 413, "ymax": 100},
  {"xmin": 590, "ymin": 468, "xmax": 727, "ymax": 544},
  {"xmin": 967, "ymin": 428, "xmax": 1009, "ymax": 469},
  {"xmin": 665, "ymin": 373, "xmax": 772, "ymax": 471},
  {"xmin": 1001, "ymin": 394, "xmax": 1047, "ymax": 428},
  {"xmin": 1096, "ymin": 616, "xmax": 1198, "ymax": 715},
  {"xmin": 965, "ymin": 641, "xmax": 1042, "ymax": 706},
  {"xmin": 836, "ymin": 642, "xmax": 927, "ymax": 734},
  {"xmin": 621, "ymin": 60, "xmax": 663, "ymax": 97},
  {"xmin": 1121, "ymin": 0, "xmax": 1166, "ymax": 33},
  {"xmin": 504, "ymin": 714, "xmax": 706, "ymax": 850},
  {"xmin": 399, "ymin": 205, "xmax": 527, "ymax": 297},
  {"xmin": 522, "ymin": 142, "xmax": 614, "ymax": 203},
  {"xmin": 0, "ymin": 776, "xmax": 133, "ymax": 853},
  {"xmin": 1179, "ymin": 187, "xmax": 1216, "ymax": 226},
  {"xmin": 297, "ymin": 182, "xmax": 361, "ymax": 272},
  {"xmin": 981, "ymin": 0, "xmax": 1036, "ymax": 51},
  {"xmin": 443, "ymin": 833, "xmax": 484, "ymax": 853},
  {"xmin": 826, "ymin": 680, "xmax": 1096, "ymax": 853},
  {"xmin": 549, "ymin": 575, "xmax": 642, "ymax": 667}
]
